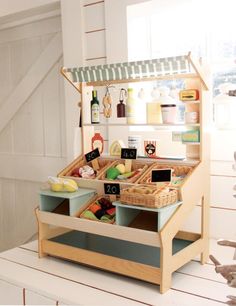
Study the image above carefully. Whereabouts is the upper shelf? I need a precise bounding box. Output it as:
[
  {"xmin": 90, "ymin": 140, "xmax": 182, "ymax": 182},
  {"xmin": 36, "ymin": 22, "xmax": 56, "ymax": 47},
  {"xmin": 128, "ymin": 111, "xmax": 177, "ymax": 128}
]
[{"xmin": 61, "ymin": 52, "xmax": 209, "ymax": 92}]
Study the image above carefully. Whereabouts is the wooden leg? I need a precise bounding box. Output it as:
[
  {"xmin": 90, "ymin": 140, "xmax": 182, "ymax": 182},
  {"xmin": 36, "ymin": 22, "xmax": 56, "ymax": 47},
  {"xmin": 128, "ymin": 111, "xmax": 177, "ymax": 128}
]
[
  {"xmin": 160, "ymin": 271, "xmax": 172, "ymax": 293},
  {"xmin": 35, "ymin": 208, "xmax": 48, "ymax": 258},
  {"xmin": 160, "ymin": 239, "xmax": 172, "ymax": 293},
  {"xmin": 38, "ymin": 221, "xmax": 49, "ymax": 258},
  {"xmin": 201, "ymin": 195, "xmax": 209, "ymax": 264}
]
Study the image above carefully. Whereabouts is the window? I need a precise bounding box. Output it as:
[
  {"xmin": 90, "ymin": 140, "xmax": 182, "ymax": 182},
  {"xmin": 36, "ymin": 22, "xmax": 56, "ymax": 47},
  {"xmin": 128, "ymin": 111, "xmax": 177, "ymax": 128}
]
[{"xmin": 127, "ymin": 0, "xmax": 236, "ymax": 129}]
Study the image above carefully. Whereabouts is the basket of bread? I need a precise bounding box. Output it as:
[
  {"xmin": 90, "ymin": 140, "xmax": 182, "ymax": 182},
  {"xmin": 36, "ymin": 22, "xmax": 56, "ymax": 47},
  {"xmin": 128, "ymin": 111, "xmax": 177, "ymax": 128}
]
[
  {"xmin": 137, "ymin": 163, "xmax": 193, "ymax": 187},
  {"xmin": 120, "ymin": 184, "xmax": 178, "ymax": 208}
]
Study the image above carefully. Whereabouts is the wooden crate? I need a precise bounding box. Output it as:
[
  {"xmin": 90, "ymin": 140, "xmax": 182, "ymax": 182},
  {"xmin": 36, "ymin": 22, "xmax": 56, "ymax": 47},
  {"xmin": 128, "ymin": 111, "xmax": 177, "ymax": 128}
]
[
  {"xmin": 58, "ymin": 155, "xmax": 114, "ymax": 180},
  {"xmin": 137, "ymin": 163, "xmax": 194, "ymax": 187},
  {"xmin": 78, "ymin": 195, "xmax": 116, "ymax": 224},
  {"xmin": 98, "ymin": 159, "xmax": 152, "ymax": 183}
]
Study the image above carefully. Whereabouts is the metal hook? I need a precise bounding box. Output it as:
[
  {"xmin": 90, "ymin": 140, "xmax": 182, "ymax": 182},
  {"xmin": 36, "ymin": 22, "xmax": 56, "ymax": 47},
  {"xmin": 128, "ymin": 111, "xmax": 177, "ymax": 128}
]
[
  {"xmin": 105, "ymin": 84, "xmax": 115, "ymax": 96},
  {"xmin": 119, "ymin": 88, "xmax": 127, "ymax": 102}
]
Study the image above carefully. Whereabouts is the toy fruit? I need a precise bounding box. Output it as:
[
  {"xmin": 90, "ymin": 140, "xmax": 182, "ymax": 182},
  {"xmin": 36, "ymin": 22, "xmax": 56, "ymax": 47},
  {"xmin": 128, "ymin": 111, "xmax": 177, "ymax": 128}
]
[
  {"xmin": 117, "ymin": 171, "xmax": 135, "ymax": 180},
  {"xmin": 106, "ymin": 167, "xmax": 120, "ymax": 180},
  {"xmin": 63, "ymin": 179, "xmax": 78, "ymax": 192},
  {"xmin": 48, "ymin": 177, "xmax": 64, "ymax": 192},
  {"xmin": 116, "ymin": 163, "xmax": 126, "ymax": 174}
]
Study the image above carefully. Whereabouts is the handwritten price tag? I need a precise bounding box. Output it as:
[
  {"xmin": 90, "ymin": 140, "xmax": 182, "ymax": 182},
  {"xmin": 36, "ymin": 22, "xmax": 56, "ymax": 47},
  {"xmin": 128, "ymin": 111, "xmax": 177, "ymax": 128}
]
[
  {"xmin": 121, "ymin": 148, "xmax": 137, "ymax": 160},
  {"xmin": 85, "ymin": 148, "xmax": 100, "ymax": 163},
  {"xmin": 104, "ymin": 183, "xmax": 120, "ymax": 195}
]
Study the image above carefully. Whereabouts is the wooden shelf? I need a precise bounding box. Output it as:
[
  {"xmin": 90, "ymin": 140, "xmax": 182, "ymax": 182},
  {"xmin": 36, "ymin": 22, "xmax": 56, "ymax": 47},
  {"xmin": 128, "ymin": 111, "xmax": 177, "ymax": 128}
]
[{"xmin": 83, "ymin": 123, "xmax": 200, "ymax": 127}]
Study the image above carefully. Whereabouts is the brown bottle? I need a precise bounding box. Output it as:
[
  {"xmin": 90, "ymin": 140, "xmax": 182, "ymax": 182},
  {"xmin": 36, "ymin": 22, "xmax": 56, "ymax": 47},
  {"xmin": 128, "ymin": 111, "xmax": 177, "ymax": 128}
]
[{"xmin": 117, "ymin": 88, "xmax": 126, "ymax": 117}]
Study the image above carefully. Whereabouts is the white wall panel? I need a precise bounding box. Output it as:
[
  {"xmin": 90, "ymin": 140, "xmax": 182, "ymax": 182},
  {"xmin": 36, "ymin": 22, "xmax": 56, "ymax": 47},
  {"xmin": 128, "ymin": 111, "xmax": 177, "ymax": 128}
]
[
  {"xmin": 85, "ymin": 30, "xmax": 106, "ymax": 59},
  {"xmin": 0, "ymin": 14, "xmax": 64, "ymax": 251},
  {"xmin": 85, "ymin": 57, "xmax": 106, "ymax": 66},
  {"xmin": 0, "ymin": 43, "xmax": 11, "ymax": 104},
  {"xmin": 12, "ymin": 101, "xmax": 30, "ymax": 154},
  {"xmin": 0, "ymin": 125, "xmax": 12, "ymax": 153},
  {"xmin": 14, "ymin": 180, "xmax": 40, "ymax": 245},
  {"xmin": 83, "ymin": 0, "xmax": 104, "ymax": 6},
  {"xmin": 211, "ymin": 175, "xmax": 236, "ymax": 209},
  {"xmin": 0, "ymin": 0, "xmax": 59, "ymax": 17},
  {"xmin": 42, "ymin": 60, "xmax": 63, "ymax": 157},
  {"xmin": 0, "ymin": 16, "xmax": 61, "ymax": 44},
  {"xmin": 211, "ymin": 160, "xmax": 235, "ymax": 176},
  {"xmin": 211, "ymin": 130, "xmax": 236, "ymax": 161},
  {"xmin": 84, "ymin": 2, "xmax": 105, "ymax": 32},
  {"xmin": 59, "ymin": 57, "xmax": 67, "ymax": 158},
  {"xmin": 0, "ymin": 179, "xmax": 16, "ymax": 251},
  {"xmin": 10, "ymin": 39, "xmax": 25, "ymax": 87},
  {"xmin": 27, "ymin": 89, "xmax": 44, "ymax": 156},
  {"xmin": 181, "ymin": 206, "xmax": 236, "ymax": 240},
  {"xmin": 0, "ymin": 178, "xmax": 41, "ymax": 252}
]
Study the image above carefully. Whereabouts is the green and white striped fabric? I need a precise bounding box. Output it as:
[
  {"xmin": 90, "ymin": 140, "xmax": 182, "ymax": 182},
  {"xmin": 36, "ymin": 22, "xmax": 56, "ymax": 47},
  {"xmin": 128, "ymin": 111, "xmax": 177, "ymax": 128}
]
[{"xmin": 64, "ymin": 55, "xmax": 191, "ymax": 83}]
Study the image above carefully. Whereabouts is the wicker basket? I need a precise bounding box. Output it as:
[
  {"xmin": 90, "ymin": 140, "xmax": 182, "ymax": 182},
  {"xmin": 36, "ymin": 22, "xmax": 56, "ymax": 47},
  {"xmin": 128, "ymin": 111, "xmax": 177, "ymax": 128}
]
[
  {"xmin": 137, "ymin": 163, "xmax": 193, "ymax": 187},
  {"xmin": 58, "ymin": 156, "xmax": 114, "ymax": 180},
  {"xmin": 120, "ymin": 185, "xmax": 178, "ymax": 208},
  {"xmin": 98, "ymin": 159, "xmax": 151, "ymax": 183},
  {"xmin": 79, "ymin": 195, "xmax": 115, "ymax": 224}
]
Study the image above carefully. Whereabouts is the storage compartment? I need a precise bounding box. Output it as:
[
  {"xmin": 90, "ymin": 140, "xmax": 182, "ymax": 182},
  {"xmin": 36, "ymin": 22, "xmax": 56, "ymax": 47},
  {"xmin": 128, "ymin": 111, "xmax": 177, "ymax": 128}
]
[
  {"xmin": 99, "ymin": 159, "xmax": 151, "ymax": 183},
  {"xmin": 58, "ymin": 155, "xmax": 114, "ymax": 180},
  {"xmin": 39, "ymin": 188, "xmax": 96, "ymax": 216},
  {"xmin": 137, "ymin": 163, "xmax": 194, "ymax": 187},
  {"xmin": 114, "ymin": 200, "xmax": 182, "ymax": 231},
  {"xmin": 79, "ymin": 195, "xmax": 116, "ymax": 224},
  {"xmin": 49, "ymin": 230, "xmax": 193, "ymax": 268}
]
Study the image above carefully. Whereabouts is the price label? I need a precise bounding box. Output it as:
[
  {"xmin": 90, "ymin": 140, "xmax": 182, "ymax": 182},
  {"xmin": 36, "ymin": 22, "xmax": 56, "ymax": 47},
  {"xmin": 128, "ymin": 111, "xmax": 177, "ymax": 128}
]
[
  {"xmin": 104, "ymin": 183, "xmax": 120, "ymax": 195},
  {"xmin": 151, "ymin": 169, "xmax": 172, "ymax": 183},
  {"xmin": 85, "ymin": 148, "xmax": 100, "ymax": 163},
  {"xmin": 121, "ymin": 148, "xmax": 137, "ymax": 160}
]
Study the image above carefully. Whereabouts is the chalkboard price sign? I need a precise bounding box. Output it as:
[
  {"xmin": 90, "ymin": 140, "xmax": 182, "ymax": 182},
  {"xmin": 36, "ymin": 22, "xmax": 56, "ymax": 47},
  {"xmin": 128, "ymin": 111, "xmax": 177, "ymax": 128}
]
[
  {"xmin": 85, "ymin": 148, "xmax": 100, "ymax": 163},
  {"xmin": 121, "ymin": 148, "xmax": 137, "ymax": 160},
  {"xmin": 104, "ymin": 183, "xmax": 120, "ymax": 195},
  {"xmin": 151, "ymin": 169, "xmax": 172, "ymax": 183}
]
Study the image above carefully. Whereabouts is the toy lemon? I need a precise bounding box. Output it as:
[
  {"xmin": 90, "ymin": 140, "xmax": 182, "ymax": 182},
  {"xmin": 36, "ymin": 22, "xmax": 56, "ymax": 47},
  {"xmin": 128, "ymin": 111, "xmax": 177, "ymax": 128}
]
[
  {"xmin": 48, "ymin": 177, "xmax": 64, "ymax": 192},
  {"xmin": 63, "ymin": 179, "xmax": 78, "ymax": 192}
]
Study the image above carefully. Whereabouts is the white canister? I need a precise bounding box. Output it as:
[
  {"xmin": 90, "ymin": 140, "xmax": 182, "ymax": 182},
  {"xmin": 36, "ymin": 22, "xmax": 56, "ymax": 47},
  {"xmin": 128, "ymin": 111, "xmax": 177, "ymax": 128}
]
[
  {"xmin": 128, "ymin": 135, "xmax": 141, "ymax": 156},
  {"xmin": 185, "ymin": 111, "xmax": 199, "ymax": 124},
  {"xmin": 161, "ymin": 104, "xmax": 177, "ymax": 124}
]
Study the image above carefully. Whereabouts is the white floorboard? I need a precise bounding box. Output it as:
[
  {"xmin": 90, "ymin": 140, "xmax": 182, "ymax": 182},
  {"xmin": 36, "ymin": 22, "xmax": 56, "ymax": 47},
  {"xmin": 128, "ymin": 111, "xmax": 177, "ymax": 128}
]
[{"xmin": 0, "ymin": 238, "xmax": 235, "ymax": 305}]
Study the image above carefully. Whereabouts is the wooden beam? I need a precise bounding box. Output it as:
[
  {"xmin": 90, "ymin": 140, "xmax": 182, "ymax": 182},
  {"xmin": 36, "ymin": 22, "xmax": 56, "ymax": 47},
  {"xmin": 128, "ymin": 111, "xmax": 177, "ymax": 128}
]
[
  {"xmin": 0, "ymin": 32, "xmax": 62, "ymax": 135},
  {"xmin": 42, "ymin": 239, "xmax": 161, "ymax": 285},
  {"xmin": 38, "ymin": 210, "xmax": 161, "ymax": 247}
]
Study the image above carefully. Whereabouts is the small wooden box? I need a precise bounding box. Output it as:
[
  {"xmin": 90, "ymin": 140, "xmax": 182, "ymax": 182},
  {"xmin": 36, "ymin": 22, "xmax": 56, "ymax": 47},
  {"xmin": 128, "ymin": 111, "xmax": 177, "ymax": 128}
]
[
  {"xmin": 58, "ymin": 155, "xmax": 114, "ymax": 180},
  {"xmin": 137, "ymin": 163, "xmax": 194, "ymax": 188},
  {"xmin": 98, "ymin": 159, "xmax": 152, "ymax": 183}
]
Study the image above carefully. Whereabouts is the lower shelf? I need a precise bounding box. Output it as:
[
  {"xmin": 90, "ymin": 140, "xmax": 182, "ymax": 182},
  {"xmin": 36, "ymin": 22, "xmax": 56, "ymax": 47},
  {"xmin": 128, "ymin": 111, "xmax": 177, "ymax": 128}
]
[{"xmin": 50, "ymin": 230, "xmax": 193, "ymax": 268}]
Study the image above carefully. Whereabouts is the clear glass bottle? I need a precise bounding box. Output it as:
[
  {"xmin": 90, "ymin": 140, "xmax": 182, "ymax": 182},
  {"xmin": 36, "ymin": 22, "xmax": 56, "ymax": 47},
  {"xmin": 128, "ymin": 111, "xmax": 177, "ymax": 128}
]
[{"xmin": 91, "ymin": 90, "xmax": 100, "ymax": 124}]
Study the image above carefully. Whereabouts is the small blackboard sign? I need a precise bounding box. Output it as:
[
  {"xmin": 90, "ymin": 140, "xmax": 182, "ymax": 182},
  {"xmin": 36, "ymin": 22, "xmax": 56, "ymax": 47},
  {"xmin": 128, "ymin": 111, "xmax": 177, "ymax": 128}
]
[
  {"xmin": 104, "ymin": 183, "xmax": 120, "ymax": 195},
  {"xmin": 151, "ymin": 169, "xmax": 172, "ymax": 183},
  {"xmin": 85, "ymin": 148, "xmax": 100, "ymax": 162},
  {"xmin": 121, "ymin": 148, "xmax": 137, "ymax": 160}
]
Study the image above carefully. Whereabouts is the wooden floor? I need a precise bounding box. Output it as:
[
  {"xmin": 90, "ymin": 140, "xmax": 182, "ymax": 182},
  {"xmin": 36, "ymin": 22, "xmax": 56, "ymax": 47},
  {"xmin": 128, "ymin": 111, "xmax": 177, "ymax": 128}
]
[{"xmin": 0, "ymin": 239, "xmax": 235, "ymax": 305}]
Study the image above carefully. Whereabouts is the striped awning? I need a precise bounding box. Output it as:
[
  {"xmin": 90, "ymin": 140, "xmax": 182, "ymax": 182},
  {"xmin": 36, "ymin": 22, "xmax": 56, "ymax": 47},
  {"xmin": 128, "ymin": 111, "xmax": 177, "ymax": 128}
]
[{"xmin": 64, "ymin": 55, "xmax": 191, "ymax": 83}]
